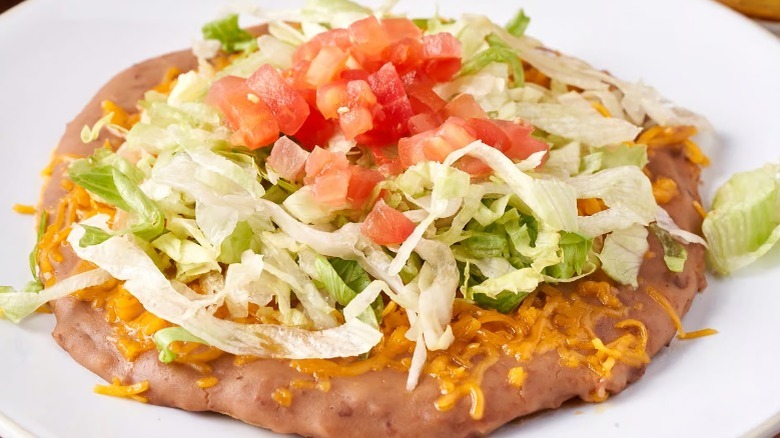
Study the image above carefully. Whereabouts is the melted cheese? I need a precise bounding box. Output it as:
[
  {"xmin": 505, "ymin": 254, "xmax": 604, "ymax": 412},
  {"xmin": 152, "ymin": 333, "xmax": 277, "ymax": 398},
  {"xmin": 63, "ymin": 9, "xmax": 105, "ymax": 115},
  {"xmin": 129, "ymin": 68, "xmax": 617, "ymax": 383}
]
[{"xmin": 271, "ymin": 388, "xmax": 293, "ymax": 407}]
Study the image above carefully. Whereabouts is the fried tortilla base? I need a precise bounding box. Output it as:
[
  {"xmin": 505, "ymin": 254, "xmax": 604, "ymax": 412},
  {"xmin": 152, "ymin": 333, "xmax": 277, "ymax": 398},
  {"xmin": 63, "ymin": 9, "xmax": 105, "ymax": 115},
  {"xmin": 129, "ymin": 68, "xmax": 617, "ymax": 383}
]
[{"xmin": 43, "ymin": 48, "xmax": 706, "ymax": 437}]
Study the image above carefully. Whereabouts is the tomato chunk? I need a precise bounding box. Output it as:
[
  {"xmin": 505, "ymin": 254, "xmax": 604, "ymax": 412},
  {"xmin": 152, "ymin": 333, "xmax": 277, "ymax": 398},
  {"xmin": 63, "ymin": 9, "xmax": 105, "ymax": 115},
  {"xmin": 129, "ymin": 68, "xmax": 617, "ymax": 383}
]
[
  {"xmin": 294, "ymin": 107, "xmax": 336, "ymax": 150},
  {"xmin": 466, "ymin": 118, "xmax": 510, "ymax": 151},
  {"xmin": 267, "ymin": 136, "xmax": 310, "ymax": 181},
  {"xmin": 340, "ymin": 106, "xmax": 374, "ymax": 139},
  {"xmin": 349, "ymin": 16, "xmax": 389, "ymax": 58},
  {"xmin": 408, "ymin": 113, "xmax": 441, "ymax": 135},
  {"xmin": 443, "ymin": 93, "xmax": 487, "ymax": 119},
  {"xmin": 246, "ymin": 65, "xmax": 310, "ymax": 135},
  {"xmin": 305, "ymin": 146, "xmax": 349, "ymax": 182},
  {"xmin": 382, "ymin": 38, "xmax": 424, "ymax": 75},
  {"xmin": 206, "ymin": 76, "xmax": 279, "ymax": 149},
  {"xmin": 406, "ymin": 78, "xmax": 446, "ymax": 114},
  {"xmin": 293, "ymin": 28, "xmax": 352, "ymax": 64},
  {"xmin": 381, "ymin": 18, "xmax": 422, "ymax": 42},
  {"xmin": 492, "ymin": 119, "xmax": 550, "ymax": 162},
  {"xmin": 306, "ymin": 46, "xmax": 349, "ymax": 87},
  {"xmin": 398, "ymin": 130, "xmax": 433, "ymax": 167},
  {"xmin": 366, "ymin": 63, "xmax": 414, "ymax": 140},
  {"xmin": 347, "ymin": 167, "xmax": 384, "ymax": 208},
  {"xmin": 316, "ymin": 81, "xmax": 350, "ymax": 119},
  {"xmin": 421, "ymin": 33, "xmax": 462, "ymax": 82},
  {"xmin": 312, "ymin": 170, "xmax": 351, "ymax": 206},
  {"xmin": 361, "ymin": 199, "xmax": 416, "ymax": 245}
]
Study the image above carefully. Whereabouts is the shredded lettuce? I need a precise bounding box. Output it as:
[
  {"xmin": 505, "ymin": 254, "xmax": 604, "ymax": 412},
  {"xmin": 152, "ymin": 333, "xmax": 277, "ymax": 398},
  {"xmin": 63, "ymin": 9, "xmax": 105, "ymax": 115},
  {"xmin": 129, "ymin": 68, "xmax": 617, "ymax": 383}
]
[
  {"xmin": 581, "ymin": 143, "xmax": 648, "ymax": 175},
  {"xmin": 505, "ymin": 9, "xmax": 530, "ymax": 37},
  {"xmin": 25, "ymin": 211, "xmax": 48, "ymax": 293},
  {"xmin": 153, "ymin": 327, "xmax": 208, "ymax": 363},
  {"xmin": 459, "ymin": 35, "xmax": 524, "ymax": 87},
  {"xmin": 598, "ymin": 224, "xmax": 649, "ymax": 288},
  {"xmin": 80, "ymin": 113, "xmax": 115, "ymax": 143},
  {"xmin": 546, "ymin": 232, "xmax": 592, "ymax": 279},
  {"xmin": 445, "ymin": 141, "xmax": 578, "ymax": 232},
  {"xmin": 67, "ymin": 223, "xmax": 381, "ymax": 359},
  {"xmin": 568, "ymin": 166, "xmax": 657, "ymax": 237},
  {"xmin": 650, "ymin": 223, "xmax": 687, "ymax": 273},
  {"xmin": 0, "ymin": 269, "xmax": 111, "ymax": 323},
  {"xmin": 703, "ymin": 163, "xmax": 780, "ymax": 274},
  {"xmin": 509, "ymin": 100, "xmax": 642, "ymax": 147},
  {"xmin": 69, "ymin": 153, "xmax": 164, "ymax": 246},
  {"xmin": 473, "ymin": 290, "xmax": 528, "ymax": 313},
  {"xmin": 202, "ymin": 14, "xmax": 258, "ymax": 53},
  {"xmin": 315, "ymin": 256, "xmax": 382, "ymax": 326}
]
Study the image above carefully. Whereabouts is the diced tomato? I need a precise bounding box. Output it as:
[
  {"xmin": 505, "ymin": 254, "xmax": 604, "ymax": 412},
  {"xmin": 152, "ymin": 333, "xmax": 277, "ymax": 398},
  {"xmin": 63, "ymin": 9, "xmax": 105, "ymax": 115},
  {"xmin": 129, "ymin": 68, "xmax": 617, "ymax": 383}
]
[
  {"xmin": 422, "ymin": 135, "xmax": 457, "ymax": 162},
  {"xmin": 349, "ymin": 16, "xmax": 389, "ymax": 58},
  {"xmin": 492, "ymin": 119, "xmax": 550, "ymax": 162},
  {"xmin": 294, "ymin": 108, "xmax": 336, "ymax": 150},
  {"xmin": 466, "ymin": 118, "xmax": 510, "ymax": 151},
  {"xmin": 246, "ymin": 65, "xmax": 310, "ymax": 136},
  {"xmin": 347, "ymin": 80, "xmax": 378, "ymax": 107},
  {"xmin": 443, "ymin": 93, "xmax": 487, "ymax": 119},
  {"xmin": 311, "ymin": 170, "xmax": 351, "ymax": 206},
  {"xmin": 369, "ymin": 146, "xmax": 405, "ymax": 176},
  {"xmin": 436, "ymin": 117, "xmax": 477, "ymax": 149},
  {"xmin": 318, "ymin": 28, "xmax": 353, "ymax": 50},
  {"xmin": 305, "ymin": 146, "xmax": 350, "ymax": 182},
  {"xmin": 397, "ymin": 130, "xmax": 434, "ymax": 167},
  {"xmin": 366, "ymin": 63, "xmax": 414, "ymax": 139},
  {"xmin": 382, "ymin": 38, "xmax": 424, "ymax": 75},
  {"xmin": 292, "ymin": 39, "xmax": 322, "ymax": 65},
  {"xmin": 406, "ymin": 78, "xmax": 446, "ymax": 114},
  {"xmin": 347, "ymin": 167, "xmax": 384, "ymax": 207},
  {"xmin": 286, "ymin": 60, "xmax": 315, "ymax": 93},
  {"xmin": 306, "ymin": 46, "xmax": 349, "ymax": 87},
  {"xmin": 316, "ymin": 81, "xmax": 349, "ymax": 119},
  {"xmin": 340, "ymin": 69, "xmax": 370, "ymax": 82},
  {"xmin": 421, "ymin": 33, "xmax": 462, "ymax": 82},
  {"xmin": 381, "ymin": 18, "xmax": 422, "ymax": 42},
  {"xmin": 340, "ymin": 107, "xmax": 374, "ymax": 139},
  {"xmin": 456, "ymin": 157, "xmax": 492, "ymax": 176},
  {"xmin": 408, "ymin": 113, "xmax": 441, "ymax": 135},
  {"xmin": 361, "ymin": 199, "xmax": 416, "ymax": 245},
  {"xmin": 206, "ymin": 76, "xmax": 279, "ymax": 149},
  {"xmin": 293, "ymin": 29, "xmax": 352, "ymax": 64},
  {"xmin": 267, "ymin": 136, "xmax": 310, "ymax": 181}
]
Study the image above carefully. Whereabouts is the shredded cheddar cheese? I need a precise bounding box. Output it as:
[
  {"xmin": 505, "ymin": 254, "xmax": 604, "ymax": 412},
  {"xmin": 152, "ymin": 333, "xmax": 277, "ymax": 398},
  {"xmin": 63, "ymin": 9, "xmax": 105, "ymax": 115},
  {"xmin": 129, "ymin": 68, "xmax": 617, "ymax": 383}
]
[
  {"xmin": 196, "ymin": 376, "xmax": 219, "ymax": 389},
  {"xmin": 94, "ymin": 377, "xmax": 150, "ymax": 403},
  {"xmin": 692, "ymin": 200, "xmax": 707, "ymax": 219},
  {"xmin": 652, "ymin": 176, "xmax": 679, "ymax": 204},
  {"xmin": 101, "ymin": 100, "xmax": 140, "ymax": 130},
  {"xmin": 577, "ymin": 198, "xmax": 607, "ymax": 216},
  {"xmin": 637, "ymin": 125, "xmax": 698, "ymax": 148},
  {"xmin": 12, "ymin": 204, "xmax": 35, "ymax": 215},
  {"xmin": 646, "ymin": 286, "xmax": 717, "ymax": 340},
  {"xmin": 152, "ymin": 67, "xmax": 182, "ymax": 94},
  {"xmin": 683, "ymin": 139, "xmax": 710, "ymax": 167},
  {"xmin": 591, "ymin": 102, "xmax": 611, "ymax": 118}
]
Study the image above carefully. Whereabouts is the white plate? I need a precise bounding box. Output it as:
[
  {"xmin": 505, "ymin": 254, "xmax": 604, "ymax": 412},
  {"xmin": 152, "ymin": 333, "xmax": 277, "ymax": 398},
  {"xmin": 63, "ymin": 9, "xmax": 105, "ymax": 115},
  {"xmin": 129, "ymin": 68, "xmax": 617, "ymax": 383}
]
[{"xmin": 1, "ymin": 0, "xmax": 779, "ymax": 437}]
